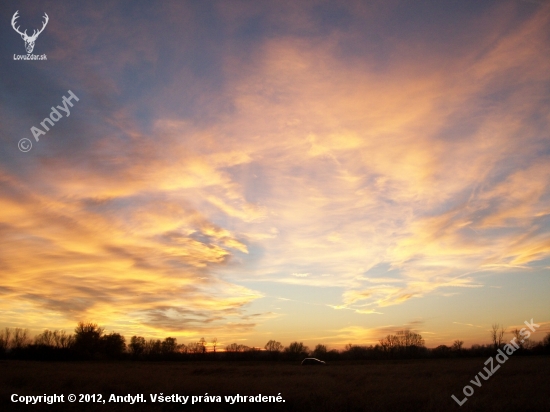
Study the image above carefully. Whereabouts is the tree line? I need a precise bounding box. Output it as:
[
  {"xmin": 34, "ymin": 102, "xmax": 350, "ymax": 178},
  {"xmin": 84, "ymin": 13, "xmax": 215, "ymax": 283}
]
[{"xmin": 0, "ymin": 322, "xmax": 548, "ymax": 361}]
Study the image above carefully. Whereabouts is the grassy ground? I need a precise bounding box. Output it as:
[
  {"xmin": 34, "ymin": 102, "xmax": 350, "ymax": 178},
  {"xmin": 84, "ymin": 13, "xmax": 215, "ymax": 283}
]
[{"xmin": 1, "ymin": 357, "xmax": 549, "ymax": 411}]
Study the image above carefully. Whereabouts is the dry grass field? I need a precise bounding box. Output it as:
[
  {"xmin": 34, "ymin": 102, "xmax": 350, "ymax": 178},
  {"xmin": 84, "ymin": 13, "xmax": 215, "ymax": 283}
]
[{"xmin": 1, "ymin": 357, "xmax": 549, "ymax": 411}]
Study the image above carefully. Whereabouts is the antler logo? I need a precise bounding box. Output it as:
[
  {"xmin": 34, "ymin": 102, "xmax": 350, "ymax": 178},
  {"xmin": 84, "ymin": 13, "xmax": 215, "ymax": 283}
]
[{"xmin": 11, "ymin": 10, "xmax": 49, "ymax": 54}]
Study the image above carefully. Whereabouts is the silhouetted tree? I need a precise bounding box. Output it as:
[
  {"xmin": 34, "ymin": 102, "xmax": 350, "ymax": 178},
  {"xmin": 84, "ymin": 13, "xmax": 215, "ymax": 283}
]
[
  {"xmin": 265, "ymin": 340, "xmax": 283, "ymax": 352},
  {"xmin": 396, "ymin": 330, "xmax": 425, "ymax": 348},
  {"xmin": 25, "ymin": 329, "xmax": 75, "ymax": 361},
  {"xmin": 177, "ymin": 343, "xmax": 188, "ymax": 354},
  {"xmin": 161, "ymin": 337, "xmax": 177, "ymax": 356},
  {"xmin": 263, "ymin": 340, "xmax": 282, "ymax": 359},
  {"xmin": 511, "ymin": 328, "xmax": 526, "ymax": 350},
  {"xmin": 326, "ymin": 349, "xmax": 341, "ymax": 361},
  {"xmin": 187, "ymin": 342, "xmax": 202, "ymax": 354},
  {"xmin": 378, "ymin": 330, "xmax": 425, "ymax": 358},
  {"xmin": 313, "ymin": 344, "xmax": 328, "ymax": 358},
  {"xmin": 12, "ymin": 328, "xmax": 30, "ymax": 349},
  {"xmin": 145, "ymin": 339, "xmax": 162, "ymax": 357},
  {"xmin": 6, "ymin": 319, "xmax": 550, "ymax": 362},
  {"xmin": 226, "ymin": 343, "xmax": 248, "ymax": 352},
  {"xmin": 35, "ymin": 330, "xmax": 55, "ymax": 346},
  {"xmin": 199, "ymin": 337, "xmax": 206, "ymax": 354},
  {"xmin": 490, "ymin": 324, "xmax": 505, "ymax": 349},
  {"xmin": 284, "ymin": 342, "xmax": 309, "ymax": 360},
  {"xmin": 342, "ymin": 344, "xmax": 373, "ymax": 360},
  {"xmin": 40, "ymin": 329, "xmax": 74, "ymax": 349},
  {"xmin": 53, "ymin": 330, "xmax": 74, "ymax": 348},
  {"xmin": 129, "ymin": 336, "xmax": 146, "ymax": 357},
  {"xmin": 74, "ymin": 322, "xmax": 104, "ymax": 358},
  {"xmin": 432, "ymin": 345, "xmax": 452, "ymax": 357},
  {"xmin": 101, "ymin": 333, "xmax": 126, "ymax": 358},
  {"xmin": 0, "ymin": 328, "xmax": 11, "ymax": 357},
  {"xmin": 379, "ymin": 334, "xmax": 400, "ymax": 357}
]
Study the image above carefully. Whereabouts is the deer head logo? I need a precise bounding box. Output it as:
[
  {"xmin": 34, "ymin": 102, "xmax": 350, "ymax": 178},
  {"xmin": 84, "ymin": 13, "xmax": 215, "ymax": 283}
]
[{"xmin": 11, "ymin": 11, "xmax": 49, "ymax": 54}]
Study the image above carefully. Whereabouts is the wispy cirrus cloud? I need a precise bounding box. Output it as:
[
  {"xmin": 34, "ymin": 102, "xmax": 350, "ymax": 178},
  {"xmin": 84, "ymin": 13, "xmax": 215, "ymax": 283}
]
[{"xmin": 206, "ymin": 2, "xmax": 550, "ymax": 317}]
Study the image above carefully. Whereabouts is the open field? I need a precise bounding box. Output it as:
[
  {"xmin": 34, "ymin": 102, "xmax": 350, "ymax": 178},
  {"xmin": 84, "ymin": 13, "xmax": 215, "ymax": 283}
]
[{"xmin": 1, "ymin": 357, "xmax": 549, "ymax": 411}]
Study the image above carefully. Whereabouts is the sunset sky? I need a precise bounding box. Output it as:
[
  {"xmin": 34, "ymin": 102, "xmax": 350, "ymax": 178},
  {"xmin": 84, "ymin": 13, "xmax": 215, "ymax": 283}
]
[{"xmin": 1, "ymin": 0, "xmax": 549, "ymax": 350}]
